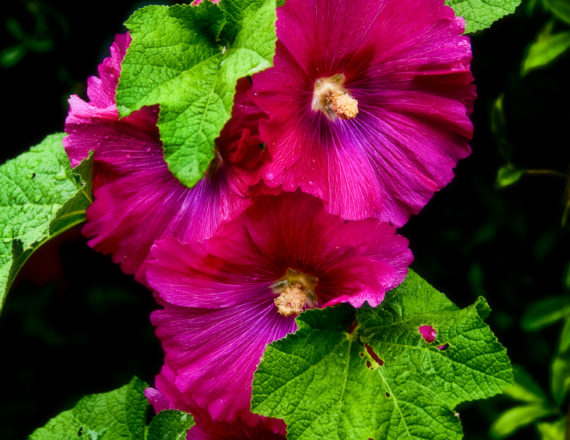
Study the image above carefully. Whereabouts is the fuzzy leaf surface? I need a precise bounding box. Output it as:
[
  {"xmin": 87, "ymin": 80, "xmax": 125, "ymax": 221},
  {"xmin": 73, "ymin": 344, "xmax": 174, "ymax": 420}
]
[
  {"xmin": 147, "ymin": 410, "xmax": 195, "ymax": 440},
  {"xmin": 0, "ymin": 133, "xmax": 92, "ymax": 312},
  {"xmin": 29, "ymin": 377, "xmax": 149, "ymax": 440},
  {"xmin": 29, "ymin": 378, "xmax": 195, "ymax": 439},
  {"xmin": 445, "ymin": 0, "xmax": 522, "ymax": 33},
  {"xmin": 252, "ymin": 270, "xmax": 512, "ymax": 440},
  {"xmin": 116, "ymin": 0, "xmax": 277, "ymax": 188}
]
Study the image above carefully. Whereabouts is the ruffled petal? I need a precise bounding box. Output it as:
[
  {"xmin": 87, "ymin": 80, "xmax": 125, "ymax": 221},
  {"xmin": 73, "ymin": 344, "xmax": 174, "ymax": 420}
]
[
  {"xmin": 252, "ymin": 0, "xmax": 475, "ymax": 226},
  {"xmin": 64, "ymin": 34, "xmax": 268, "ymax": 281},
  {"xmin": 147, "ymin": 192, "xmax": 412, "ymax": 424},
  {"xmin": 146, "ymin": 364, "xmax": 286, "ymax": 439},
  {"xmin": 151, "ymin": 297, "xmax": 296, "ymax": 425}
]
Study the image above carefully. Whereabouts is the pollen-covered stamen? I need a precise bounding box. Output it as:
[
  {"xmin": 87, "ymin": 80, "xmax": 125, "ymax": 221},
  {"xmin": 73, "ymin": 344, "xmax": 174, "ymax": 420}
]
[
  {"xmin": 312, "ymin": 73, "xmax": 359, "ymax": 121},
  {"xmin": 274, "ymin": 282, "xmax": 308, "ymax": 317},
  {"xmin": 272, "ymin": 269, "xmax": 318, "ymax": 317}
]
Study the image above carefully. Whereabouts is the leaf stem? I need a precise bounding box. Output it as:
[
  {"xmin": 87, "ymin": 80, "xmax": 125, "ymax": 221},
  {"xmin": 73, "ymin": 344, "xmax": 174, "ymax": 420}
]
[{"xmin": 525, "ymin": 169, "xmax": 568, "ymax": 179}]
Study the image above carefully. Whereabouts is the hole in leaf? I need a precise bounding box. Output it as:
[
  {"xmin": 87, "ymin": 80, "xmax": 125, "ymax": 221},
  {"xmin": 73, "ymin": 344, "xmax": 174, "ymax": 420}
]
[
  {"xmin": 78, "ymin": 427, "xmax": 83, "ymax": 437},
  {"xmin": 364, "ymin": 344, "xmax": 384, "ymax": 365},
  {"xmin": 31, "ymin": 172, "xmax": 36, "ymax": 179},
  {"xmin": 437, "ymin": 343, "xmax": 449, "ymax": 351},
  {"xmin": 418, "ymin": 325, "xmax": 436, "ymax": 343},
  {"xmin": 385, "ymin": 392, "xmax": 390, "ymax": 398}
]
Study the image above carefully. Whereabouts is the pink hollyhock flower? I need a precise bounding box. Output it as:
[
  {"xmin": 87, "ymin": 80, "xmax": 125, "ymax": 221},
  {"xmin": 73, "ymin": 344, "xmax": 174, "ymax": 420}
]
[
  {"xmin": 146, "ymin": 192, "xmax": 413, "ymax": 425},
  {"xmin": 252, "ymin": 0, "xmax": 475, "ymax": 227},
  {"xmin": 64, "ymin": 34, "xmax": 267, "ymax": 281},
  {"xmin": 146, "ymin": 364, "xmax": 286, "ymax": 439}
]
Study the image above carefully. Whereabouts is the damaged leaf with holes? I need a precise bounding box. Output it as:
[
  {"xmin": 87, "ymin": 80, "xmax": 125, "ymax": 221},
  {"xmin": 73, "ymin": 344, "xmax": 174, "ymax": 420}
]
[{"xmin": 252, "ymin": 270, "xmax": 512, "ymax": 440}]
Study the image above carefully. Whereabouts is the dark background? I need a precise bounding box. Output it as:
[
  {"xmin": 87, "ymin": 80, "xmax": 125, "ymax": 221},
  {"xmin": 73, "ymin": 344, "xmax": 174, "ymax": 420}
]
[{"xmin": 0, "ymin": 0, "xmax": 568, "ymax": 438}]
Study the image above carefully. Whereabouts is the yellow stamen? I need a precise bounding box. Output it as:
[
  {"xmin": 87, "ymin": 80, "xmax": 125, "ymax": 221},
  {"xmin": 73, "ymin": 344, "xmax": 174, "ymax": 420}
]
[
  {"xmin": 272, "ymin": 269, "xmax": 318, "ymax": 317},
  {"xmin": 325, "ymin": 89, "xmax": 359, "ymax": 120},
  {"xmin": 274, "ymin": 282, "xmax": 307, "ymax": 317},
  {"xmin": 312, "ymin": 74, "xmax": 359, "ymax": 121}
]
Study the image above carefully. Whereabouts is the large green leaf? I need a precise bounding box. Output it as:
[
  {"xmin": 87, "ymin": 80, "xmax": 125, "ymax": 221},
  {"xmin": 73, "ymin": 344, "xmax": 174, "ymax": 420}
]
[
  {"xmin": 0, "ymin": 133, "xmax": 92, "ymax": 312},
  {"xmin": 116, "ymin": 0, "xmax": 277, "ymax": 188},
  {"xmin": 29, "ymin": 378, "xmax": 194, "ymax": 440},
  {"xmin": 445, "ymin": 0, "xmax": 522, "ymax": 33},
  {"xmin": 252, "ymin": 270, "xmax": 512, "ymax": 440}
]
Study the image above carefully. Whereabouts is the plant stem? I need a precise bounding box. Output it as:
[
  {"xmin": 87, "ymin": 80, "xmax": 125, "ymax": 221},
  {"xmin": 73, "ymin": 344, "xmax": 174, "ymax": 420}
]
[{"xmin": 525, "ymin": 169, "xmax": 568, "ymax": 179}]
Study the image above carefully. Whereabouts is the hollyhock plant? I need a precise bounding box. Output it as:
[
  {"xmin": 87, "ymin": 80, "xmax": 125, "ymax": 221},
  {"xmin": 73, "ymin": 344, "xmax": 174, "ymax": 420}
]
[
  {"xmin": 64, "ymin": 33, "xmax": 267, "ymax": 282},
  {"xmin": 252, "ymin": 0, "xmax": 476, "ymax": 227},
  {"xmin": 146, "ymin": 364, "xmax": 286, "ymax": 439},
  {"xmin": 145, "ymin": 192, "xmax": 413, "ymax": 426}
]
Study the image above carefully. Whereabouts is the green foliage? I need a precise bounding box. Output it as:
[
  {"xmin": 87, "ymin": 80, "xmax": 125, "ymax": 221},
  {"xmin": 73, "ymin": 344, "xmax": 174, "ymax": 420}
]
[
  {"xmin": 29, "ymin": 378, "xmax": 194, "ymax": 440},
  {"xmin": 497, "ymin": 165, "xmax": 525, "ymax": 188},
  {"xmin": 522, "ymin": 22, "xmax": 570, "ymax": 75},
  {"xmin": 0, "ymin": 133, "xmax": 92, "ymax": 313},
  {"xmin": 503, "ymin": 365, "xmax": 549, "ymax": 402},
  {"xmin": 445, "ymin": 0, "xmax": 522, "ymax": 33},
  {"xmin": 116, "ymin": 0, "xmax": 277, "ymax": 188},
  {"xmin": 522, "ymin": 296, "xmax": 570, "ymax": 331},
  {"xmin": 492, "ymin": 311, "xmax": 570, "ymax": 438},
  {"xmin": 147, "ymin": 410, "xmax": 195, "ymax": 440},
  {"xmin": 491, "ymin": 366, "xmax": 558, "ymax": 439},
  {"xmin": 545, "ymin": 0, "xmax": 570, "ymax": 24},
  {"xmin": 536, "ymin": 418, "xmax": 567, "ymax": 440},
  {"xmin": 252, "ymin": 270, "xmax": 512, "ymax": 440},
  {"xmin": 490, "ymin": 404, "xmax": 558, "ymax": 438},
  {"xmin": 551, "ymin": 318, "xmax": 570, "ymax": 405}
]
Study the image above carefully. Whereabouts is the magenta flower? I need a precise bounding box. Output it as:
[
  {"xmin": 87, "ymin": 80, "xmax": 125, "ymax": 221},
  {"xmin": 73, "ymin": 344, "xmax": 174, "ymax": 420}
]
[
  {"xmin": 64, "ymin": 34, "xmax": 267, "ymax": 281},
  {"xmin": 251, "ymin": 0, "xmax": 475, "ymax": 227},
  {"xmin": 146, "ymin": 192, "xmax": 413, "ymax": 425},
  {"xmin": 146, "ymin": 364, "xmax": 286, "ymax": 439},
  {"xmin": 418, "ymin": 324, "xmax": 437, "ymax": 343}
]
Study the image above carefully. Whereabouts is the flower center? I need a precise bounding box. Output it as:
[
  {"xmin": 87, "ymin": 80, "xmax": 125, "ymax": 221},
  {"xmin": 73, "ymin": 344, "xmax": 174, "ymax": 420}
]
[
  {"xmin": 272, "ymin": 269, "xmax": 318, "ymax": 317},
  {"xmin": 312, "ymin": 73, "xmax": 358, "ymax": 121}
]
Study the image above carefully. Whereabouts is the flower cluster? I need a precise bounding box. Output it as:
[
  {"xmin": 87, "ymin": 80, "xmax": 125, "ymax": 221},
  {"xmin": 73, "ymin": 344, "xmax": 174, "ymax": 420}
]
[{"xmin": 65, "ymin": 0, "xmax": 474, "ymax": 437}]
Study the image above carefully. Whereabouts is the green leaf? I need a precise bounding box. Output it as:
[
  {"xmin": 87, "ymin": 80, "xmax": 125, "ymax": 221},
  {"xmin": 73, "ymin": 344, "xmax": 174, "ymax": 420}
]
[
  {"xmin": 116, "ymin": 0, "xmax": 277, "ymax": 188},
  {"xmin": 490, "ymin": 404, "xmax": 557, "ymax": 439},
  {"xmin": 0, "ymin": 133, "xmax": 92, "ymax": 313},
  {"xmin": 545, "ymin": 0, "xmax": 570, "ymax": 25},
  {"xmin": 522, "ymin": 296, "xmax": 570, "ymax": 331},
  {"xmin": 497, "ymin": 164, "xmax": 524, "ymax": 188},
  {"xmin": 551, "ymin": 356, "xmax": 570, "ymax": 406},
  {"xmin": 551, "ymin": 318, "xmax": 570, "ymax": 404},
  {"xmin": 147, "ymin": 410, "xmax": 195, "ymax": 440},
  {"xmin": 252, "ymin": 270, "xmax": 512, "ymax": 440},
  {"xmin": 537, "ymin": 417, "xmax": 567, "ymax": 440},
  {"xmin": 29, "ymin": 377, "xmax": 149, "ymax": 440},
  {"xmin": 445, "ymin": 0, "xmax": 522, "ymax": 33},
  {"xmin": 522, "ymin": 24, "xmax": 570, "ymax": 75},
  {"xmin": 503, "ymin": 365, "xmax": 549, "ymax": 403}
]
